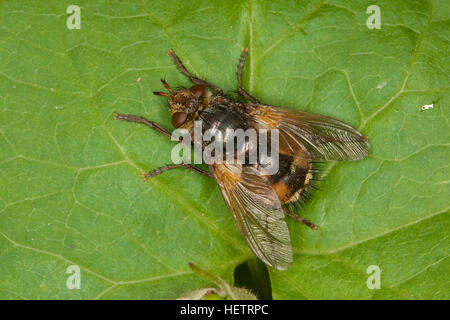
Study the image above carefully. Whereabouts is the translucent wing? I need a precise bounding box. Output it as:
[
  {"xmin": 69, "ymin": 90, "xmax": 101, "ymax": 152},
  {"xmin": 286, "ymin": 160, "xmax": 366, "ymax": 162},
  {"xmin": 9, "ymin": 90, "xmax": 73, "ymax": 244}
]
[
  {"xmin": 251, "ymin": 105, "xmax": 370, "ymax": 161},
  {"xmin": 212, "ymin": 163, "xmax": 292, "ymax": 270}
]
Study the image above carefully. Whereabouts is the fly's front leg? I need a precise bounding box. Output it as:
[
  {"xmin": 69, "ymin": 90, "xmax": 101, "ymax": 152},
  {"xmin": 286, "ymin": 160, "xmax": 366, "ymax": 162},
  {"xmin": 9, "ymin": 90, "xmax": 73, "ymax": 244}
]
[
  {"xmin": 167, "ymin": 50, "xmax": 223, "ymax": 95},
  {"xmin": 237, "ymin": 48, "xmax": 260, "ymax": 104},
  {"xmin": 143, "ymin": 164, "xmax": 213, "ymax": 181}
]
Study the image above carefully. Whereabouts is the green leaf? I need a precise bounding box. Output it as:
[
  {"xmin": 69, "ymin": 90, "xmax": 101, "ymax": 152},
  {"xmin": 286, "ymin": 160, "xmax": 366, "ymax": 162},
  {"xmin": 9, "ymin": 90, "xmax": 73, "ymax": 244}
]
[{"xmin": 0, "ymin": 0, "xmax": 448, "ymax": 299}]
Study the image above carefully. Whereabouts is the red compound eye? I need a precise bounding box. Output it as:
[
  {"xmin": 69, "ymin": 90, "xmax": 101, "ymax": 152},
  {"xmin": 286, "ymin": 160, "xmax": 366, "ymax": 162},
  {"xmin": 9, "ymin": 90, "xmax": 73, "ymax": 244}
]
[
  {"xmin": 190, "ymin": 85, "xmax": 205, "ymax": 98},
  {"xmin": 171, "ymin": 111, "xmax": 187, "ymax": 128}
]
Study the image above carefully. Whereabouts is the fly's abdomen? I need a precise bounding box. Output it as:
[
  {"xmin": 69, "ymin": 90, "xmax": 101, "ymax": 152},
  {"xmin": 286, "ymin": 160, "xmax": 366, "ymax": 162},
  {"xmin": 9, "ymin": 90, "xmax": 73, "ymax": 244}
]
[{"xmin": 267, "ymin": 151, "xmax": 313, "ymax": 204}]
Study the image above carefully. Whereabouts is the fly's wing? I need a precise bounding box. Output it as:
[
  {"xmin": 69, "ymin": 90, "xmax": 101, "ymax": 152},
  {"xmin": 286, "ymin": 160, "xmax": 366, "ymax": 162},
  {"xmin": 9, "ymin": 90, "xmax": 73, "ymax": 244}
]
[
  {"xmin": 252, "ymin": 105, "xmax": 370, "ymax": 161},
  {"xmin": 212, "ymin": 163, "xmax": 292, "ymax": 270}
]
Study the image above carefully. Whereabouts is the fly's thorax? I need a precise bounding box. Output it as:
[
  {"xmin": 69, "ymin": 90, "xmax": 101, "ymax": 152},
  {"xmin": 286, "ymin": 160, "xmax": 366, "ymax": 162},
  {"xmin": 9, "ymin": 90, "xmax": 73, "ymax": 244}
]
[
  {"xmin": 194, "ymin": 101, "xmax": 255, "ymax": 161},
  {"xmin": 199, "ymin": 102, "xmax": 250, "ymax": 134},
  {"xmin": 187, "ymin": 100, "xmax": 279, "ymax": 170}
]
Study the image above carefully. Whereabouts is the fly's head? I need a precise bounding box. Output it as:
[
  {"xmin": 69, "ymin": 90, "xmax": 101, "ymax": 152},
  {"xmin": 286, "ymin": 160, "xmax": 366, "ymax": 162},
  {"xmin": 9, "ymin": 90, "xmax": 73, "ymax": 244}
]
[{"xmin": 154, "ymin": 79, "xmax": 207, "ymax": 129}]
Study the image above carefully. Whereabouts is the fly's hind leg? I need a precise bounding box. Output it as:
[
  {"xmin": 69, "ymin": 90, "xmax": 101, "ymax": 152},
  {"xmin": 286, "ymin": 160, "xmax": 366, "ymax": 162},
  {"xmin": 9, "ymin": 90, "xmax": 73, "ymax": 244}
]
[
  {"xmin": 237, "ymin": 48, "xmax": 260, "ymax": 104},
  {"xmin": 283, "ymin": 209, "xmax": 318, "ymax": 230},
  {"xmin": 143, "ymin": 164, "xmax": 213, "ymax": 181},
  {"xmin": 167, "ymin": 50, "xmax": 223, "ymax": 95}
]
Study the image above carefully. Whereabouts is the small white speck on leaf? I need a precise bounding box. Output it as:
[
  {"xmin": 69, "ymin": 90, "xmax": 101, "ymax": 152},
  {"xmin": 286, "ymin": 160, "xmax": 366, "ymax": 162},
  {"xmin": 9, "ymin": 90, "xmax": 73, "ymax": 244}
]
[
  {"xmin": 377, "ymin": 81, "xmax": 387, "ymax": 89},
  {"xmin": 419, "ymin": 104, "xmax": 434, "ymax": 111}
]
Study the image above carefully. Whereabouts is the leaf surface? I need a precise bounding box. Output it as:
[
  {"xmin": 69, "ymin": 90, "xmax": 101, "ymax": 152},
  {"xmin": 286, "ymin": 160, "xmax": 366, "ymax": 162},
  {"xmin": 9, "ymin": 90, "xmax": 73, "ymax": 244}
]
[{"xmin": 0, "ymin": 0, "xmax": 448, "ymax": 299}]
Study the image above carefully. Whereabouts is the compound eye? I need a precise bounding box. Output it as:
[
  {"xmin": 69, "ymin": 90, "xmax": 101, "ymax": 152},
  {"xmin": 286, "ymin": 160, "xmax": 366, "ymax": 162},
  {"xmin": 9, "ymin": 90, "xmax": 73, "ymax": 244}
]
[
  {"xmin": 171, "ymin": 112, "xmax": 187, "ymax": 128},
  {"xmin": 190, "ymin": 85, "xmax": 205, "ymax": 98}
]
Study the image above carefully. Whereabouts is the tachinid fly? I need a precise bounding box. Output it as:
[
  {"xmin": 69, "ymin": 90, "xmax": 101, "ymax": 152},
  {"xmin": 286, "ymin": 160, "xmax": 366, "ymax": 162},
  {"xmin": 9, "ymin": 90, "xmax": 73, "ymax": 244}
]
[{"xmin": 116, "ymin": 49, "xmax": 370, "ymax": 270}]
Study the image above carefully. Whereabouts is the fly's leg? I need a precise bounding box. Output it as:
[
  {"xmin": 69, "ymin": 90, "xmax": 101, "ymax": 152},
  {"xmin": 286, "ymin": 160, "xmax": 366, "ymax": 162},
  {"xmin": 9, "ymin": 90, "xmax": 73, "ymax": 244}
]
[
  {"xmin": 143, "ymin": 164, "xmax": 213, "ymax": 181},
  {"xmin": 115, "ymin": 113, "xmax": 212, "ymax": 180},
  {"xmin": 237, "ymin": 48, "xmax": 260, "ymax": 104},
  {"xmin": 167, "ymin": 50, "xmax": 223, "ymax": 95},
  {"xmin": 283, "ymin": 209, "xmax": 318, "ymax": 230},
  {"xmin": 115, "ymin": 113, "xmax": 172, "ymax": 138}
]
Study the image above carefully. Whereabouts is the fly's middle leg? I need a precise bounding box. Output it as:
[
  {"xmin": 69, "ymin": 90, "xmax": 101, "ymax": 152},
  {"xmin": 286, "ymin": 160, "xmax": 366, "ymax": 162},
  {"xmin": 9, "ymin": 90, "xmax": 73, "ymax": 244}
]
[
  {"xmin": 115, "ymin": 113, "xmax": 172, "ymax": 138},
  {"xmin": 115, "ymin": 113, "xmax": 212, "ymax": 180}
]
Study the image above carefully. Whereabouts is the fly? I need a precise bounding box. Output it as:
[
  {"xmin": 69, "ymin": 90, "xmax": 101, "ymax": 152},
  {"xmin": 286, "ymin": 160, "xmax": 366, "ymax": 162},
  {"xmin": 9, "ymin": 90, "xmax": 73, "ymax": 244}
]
[{"xmin": 116, "ymin": 49, "xmax": 370, "ymax": 270}]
